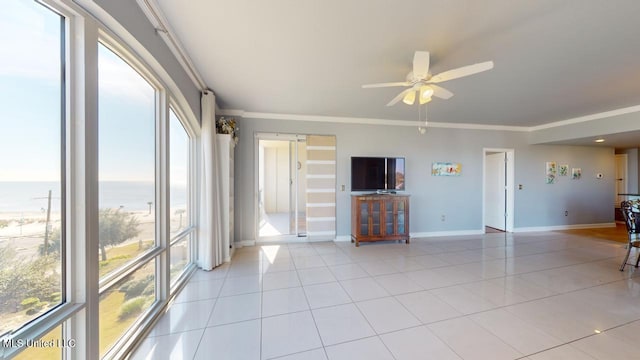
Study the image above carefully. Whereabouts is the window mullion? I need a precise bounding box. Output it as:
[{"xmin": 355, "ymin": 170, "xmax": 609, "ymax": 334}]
[{"xmin": 66, "ymin": 12, "xmax": 100, "ymax": 360}]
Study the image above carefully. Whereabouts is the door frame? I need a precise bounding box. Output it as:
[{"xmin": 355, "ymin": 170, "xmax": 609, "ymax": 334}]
[
  {"xmin": 254, "ymin": 132, "xmax": 306, "ymax": 242},
  {"xmin": 615, "ymin": 153, "xmax": 628, "ymax": 207},
  {"xmin": 482, "ymin": 148, "xmax": 515, "ymax": 232}
]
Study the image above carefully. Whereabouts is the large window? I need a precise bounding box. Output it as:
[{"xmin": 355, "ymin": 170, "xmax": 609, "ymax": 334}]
[
  {"xmin": 0, "ymin": 0, "xmax": 65, "ymax": 341},
  {"xmin": 0, "ymin": 2, "xmax": 199, "ymax": 359},
  {"xmin": 169, "ymin": 109, "xmax": 192, "ymax": 284},
  {"xmin": 98, "ymin": 43, "xmax": 158, "ymax": 356}
]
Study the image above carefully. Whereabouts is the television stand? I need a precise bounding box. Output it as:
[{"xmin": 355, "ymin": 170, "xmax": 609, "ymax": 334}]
[
  {"xmin": 351, "ymin": 194, "xmax": 410, "ymax": 247},
  {"xmin": 376, "ymin": 190, "xmax": 397, "ymax": 194}
]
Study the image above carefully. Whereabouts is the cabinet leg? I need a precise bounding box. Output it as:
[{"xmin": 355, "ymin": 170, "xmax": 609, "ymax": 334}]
[
  {"xmin": 355, "ymin": 240, "xmax": 359, "ymax": 247},
  {"xmin": 406, "ymin": 238, "xmax": 410, "ymax": 244}
]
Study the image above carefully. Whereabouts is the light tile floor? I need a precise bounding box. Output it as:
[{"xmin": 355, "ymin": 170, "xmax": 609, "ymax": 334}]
[{"xmin": 131, "ymin": 232, "xmax": 640, "ymax": 360}]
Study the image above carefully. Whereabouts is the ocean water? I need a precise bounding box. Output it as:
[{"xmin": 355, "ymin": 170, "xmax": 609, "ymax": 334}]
[{"xmin": 0, "ymin": 181, "xmax": 187, "ymax": 213}]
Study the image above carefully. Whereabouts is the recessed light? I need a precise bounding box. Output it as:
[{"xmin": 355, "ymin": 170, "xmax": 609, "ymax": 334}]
[{"xmin": 594, "ymin": 138, "xmax": 605, "ymax": 143}]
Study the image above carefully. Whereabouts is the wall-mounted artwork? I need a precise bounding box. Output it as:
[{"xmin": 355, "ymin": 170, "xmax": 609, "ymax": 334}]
[
  {"xmin": 432, "ymin": 162, "xmax": 462, "ymax": 176},
  {"xmin": 559, "ymin": 164, "xmax": 568, "ymax": 176},
  {"xmin": 572, "ymin": 168, "xmax": 582, "ymax": 180},
  {"xmin": 546, "ymin": 161, "xmax": 557, "ymax": 184}
]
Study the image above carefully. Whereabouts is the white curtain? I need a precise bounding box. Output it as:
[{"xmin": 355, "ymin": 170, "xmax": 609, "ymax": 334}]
[{"xmin": 198, "ymin": 91, "xmax": 223, "ymax": 270}]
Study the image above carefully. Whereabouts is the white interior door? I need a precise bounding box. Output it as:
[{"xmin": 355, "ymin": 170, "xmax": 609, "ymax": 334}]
[
  {"xmin": 485, "ymin": 152, "xmax": 506, "ymax": 230},
  {"xmin": 615, "ymin": 154, "xmax": 628, "ymax": 207}
]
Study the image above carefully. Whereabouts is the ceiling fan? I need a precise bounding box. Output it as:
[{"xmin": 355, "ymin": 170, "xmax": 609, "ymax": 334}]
[{"xmin": 362, "ymin": 51, "xmax": 494, "ymax": 106}]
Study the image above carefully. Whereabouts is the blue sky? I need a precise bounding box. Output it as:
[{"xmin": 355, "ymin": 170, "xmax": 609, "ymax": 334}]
[{"xmin": 1, "ymin": 1, "xmax": 188, "ymax": 184}]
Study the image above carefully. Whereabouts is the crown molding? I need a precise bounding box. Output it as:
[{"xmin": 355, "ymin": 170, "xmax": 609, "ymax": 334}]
[
  {"xmin": 529, "ymin": 104, "xmax": 640, "ymax": 131},
  {"xmin": 218, "ymin": 103, "xmax": 640, "ymax": 133},
  {"xmin": 216, "ymin": 109, "xmax": 530, "ymax": 131},
  {"xmin": 136, "ymin": 0, "xmax": 207, "ymax": 91}
]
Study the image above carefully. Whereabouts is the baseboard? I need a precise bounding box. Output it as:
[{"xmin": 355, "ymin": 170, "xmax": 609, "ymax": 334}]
[
  {"xmin": 410, "ymin": 230, "xmax": 485, "ymax": 238},
  {"xmin": 514, "ymin": 222, "xmax": 616, "ymax": 232},
  {"xmin": 335, "ymin": 230, "xmax": 484, "ymax": 242},
  {"xmin": 234, "ymin": 240, "xmax": 256, "ymax": 248}
]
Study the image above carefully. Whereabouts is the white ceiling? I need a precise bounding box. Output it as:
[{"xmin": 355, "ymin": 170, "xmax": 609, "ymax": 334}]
[{"xmin": 155, "ymin": 0, "xmax": 640, "ymax": 130}]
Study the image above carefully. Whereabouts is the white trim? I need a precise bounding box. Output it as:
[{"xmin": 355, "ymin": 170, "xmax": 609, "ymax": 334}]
[
  {"xmin": 338, "ymin": 231, "xmax": 486, "ymax": 241},
  {"xmin": 307, "ymin": 217, "xmax": 335, "ymax": 222},
  {"xmin": 306, "ymin": 188, "xmax": 336, "ymax": 193},
  {"xmin": 306, "ymin": 174, "xmax": 336, "ymax": 179},
  {"xmin": 513, "ymin": 223, "xmax": 616, "ymax": 232},
  {"xmin": 410, "ymin": 230, "xmax": 485, "ymax": 238},
  {"xmin": 306, "ymin": 146, "xmax": 336, "ymax": 151},
  {"xmin": 482, "ymin": 148, "xmax": 515, "ymax": 233},
  {"xmin": 234, "ymin": 240, "xmax": 256, "ymax": 248},
  {"xmin": 306, "ymin": 203, "xmax": 336, "ymax": 207},
  {"xmin": 307, "ymin": 160, "xmax": 336, "ymax": 165},
  {"xmin": 218, "ymin": 109, "xmax": 529, "ymax": 131},
  {"xmin": 135, "ymin": 0, "xmax": 207, "ymax": 90},
  {"xmin": 218, "ymin": 105, "xmax": 640, "ymax": 132},
  {"xmin": 306, "ymin": 231, "xmax": 337, "ymax": 236},
  {"xmin": 529, "ymin": 105, "xmax": 640, "ymax": 131}
]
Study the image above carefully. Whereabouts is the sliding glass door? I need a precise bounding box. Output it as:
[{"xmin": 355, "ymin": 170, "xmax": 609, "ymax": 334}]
[{"xmin": 257, "ymin": 133, "xmax": 335, "ymax": 241}]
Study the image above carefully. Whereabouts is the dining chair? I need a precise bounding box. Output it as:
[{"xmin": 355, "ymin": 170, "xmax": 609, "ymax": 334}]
[{"xmin": 619, "ymin": 200, "xmax": 640, "ymax": 271}]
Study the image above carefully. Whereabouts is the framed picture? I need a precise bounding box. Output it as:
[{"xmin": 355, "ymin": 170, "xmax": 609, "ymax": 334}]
[
  {"xmin": 572, "ymin": 168, "xmax": 582, "ymax": 180},
  {"xmin": 559, "ymin": 164, "xmax": 568, "ymax": 176},
  {"xmin": 432, "ymin": 162, "xmax": 462, "ymax": 176},
  {"xmin": 545, "ymin": 161, "xmax": 557, "ymax": 184}
]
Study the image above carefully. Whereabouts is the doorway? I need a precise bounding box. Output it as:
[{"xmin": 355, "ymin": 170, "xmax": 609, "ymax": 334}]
[
  {"xmin": 483, "ymin": 149, "xmax": 515, "ymax": 232},
  {"xmin": 258, "ymin": 135, "xmax": 307, "ymax": 239},
  {"xmin": 615, "ymin": 154, "xmax": 628, "ymax": 207},
  {"xmin": 256, "ymin": 133, "xmax": 337, "ymax": 242}
]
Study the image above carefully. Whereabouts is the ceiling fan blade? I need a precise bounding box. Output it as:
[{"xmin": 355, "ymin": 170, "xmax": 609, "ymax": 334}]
[
  {"xmin": 413, "ymin": 51, "xmax": 430, "ymax": 80},
  {"xmin": 429, "ymin": 61, "xmax": 494, "ymax": 83},
  {"xmin": 387, "ymin": 88, "xmax": 414, "ymax": 106},
  {"xmin": 362, "ymin": 82, "xmax": 411, "ymax": 89},
  {"xmin": 430, "ymin": 84, "xmax": 454, "ymax": 99}
]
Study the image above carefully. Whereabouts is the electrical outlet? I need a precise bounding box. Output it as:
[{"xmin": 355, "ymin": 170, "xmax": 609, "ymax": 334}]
[
  {"xmin": 565, "ymin": 210, "xmax": 569, "ymax": 216},
  {"xmin": 441, "ymin": 214, "xmax": 446, "ymax": 221}
]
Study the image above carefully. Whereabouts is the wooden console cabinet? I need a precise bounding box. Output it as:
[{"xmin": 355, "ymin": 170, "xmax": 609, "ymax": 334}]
[{"xmin": 351, "ymin": 194, "xmax": 410, "ymax": 247}]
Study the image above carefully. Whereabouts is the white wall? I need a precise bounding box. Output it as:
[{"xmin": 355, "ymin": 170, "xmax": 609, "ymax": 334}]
[{"xmin": 234, "ymin": 118, "xmax": 616, "ymax": 242}]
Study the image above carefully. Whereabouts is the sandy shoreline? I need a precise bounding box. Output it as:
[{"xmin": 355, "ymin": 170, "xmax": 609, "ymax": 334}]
[{"xmin": 0, "ymin": 208, "xmax": 186, "ymax": 259}]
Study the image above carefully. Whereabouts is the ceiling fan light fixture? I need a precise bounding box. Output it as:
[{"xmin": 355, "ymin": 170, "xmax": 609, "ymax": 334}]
[
  {"xmin": 419, "ymin": 86, "xmax": 434, "ymax": 104},
  {"xmin": 402, "ymin": 91, "xmax": 416, "ymax": 105},
  {"xmin": 421, "ymin": 85, "xmax": 434, "ymax": 98},
  {"xmin": 419, "ymin": 96, "xmax": 432, "ymax": 105}
]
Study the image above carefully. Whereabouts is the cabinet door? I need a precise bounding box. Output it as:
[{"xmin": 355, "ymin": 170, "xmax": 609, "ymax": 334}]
[
  {"xmin": 396, "ymin": 199, "xmax": 406, "ymax": 235},
  {"xmin": 385, "ymin": 200, "xmax": 395, "ymax": 235},
  {"xmin": 371, "ymin": 200, "xmax": 382, "ymax": 236},
  {"xmin": 359, "ymin": 200, "xmax": 369, "ymax": 236}
]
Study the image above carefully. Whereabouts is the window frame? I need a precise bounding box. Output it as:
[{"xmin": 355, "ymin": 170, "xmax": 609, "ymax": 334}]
[
  {"xmin": 1, "ymin": 0, "xmax": 201, "ymax": 358},
  {"xmin": 168, "ymin": 105, "xmax": 198, "ymax": 287}
]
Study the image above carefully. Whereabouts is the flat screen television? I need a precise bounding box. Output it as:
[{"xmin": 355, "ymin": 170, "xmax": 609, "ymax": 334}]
[{"xmin": 351, "ymin": 156, "xmax": 405, "ymax": 192}]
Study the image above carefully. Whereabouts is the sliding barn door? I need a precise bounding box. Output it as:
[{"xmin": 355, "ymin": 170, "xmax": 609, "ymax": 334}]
[{"xmin": 305, "ymin": 135, "xmax": 336, "ymax": 239}]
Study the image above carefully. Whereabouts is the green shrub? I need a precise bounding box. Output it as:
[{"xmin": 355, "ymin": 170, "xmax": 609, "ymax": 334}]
[
  {"xmin": 118, "ymin": 297, "xmax": 146, "ymax": 321},
  {"xmin": 21, "ymin": 297, "xmax": 41, "ymax": 309},
  {"xmin": 48, "ymin": 292, "xmax": 62, "ymax": 303},
  {"xmin": 119, "ymin": 275, "xmax": 153, "ymax": 300},
  {"xmin": 99, "ymin": 254, "xmax": 131, "ymax": 268},
  {"xmin": 21, "ymin": 297, "xmax": 47, "ymax": 315}
]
